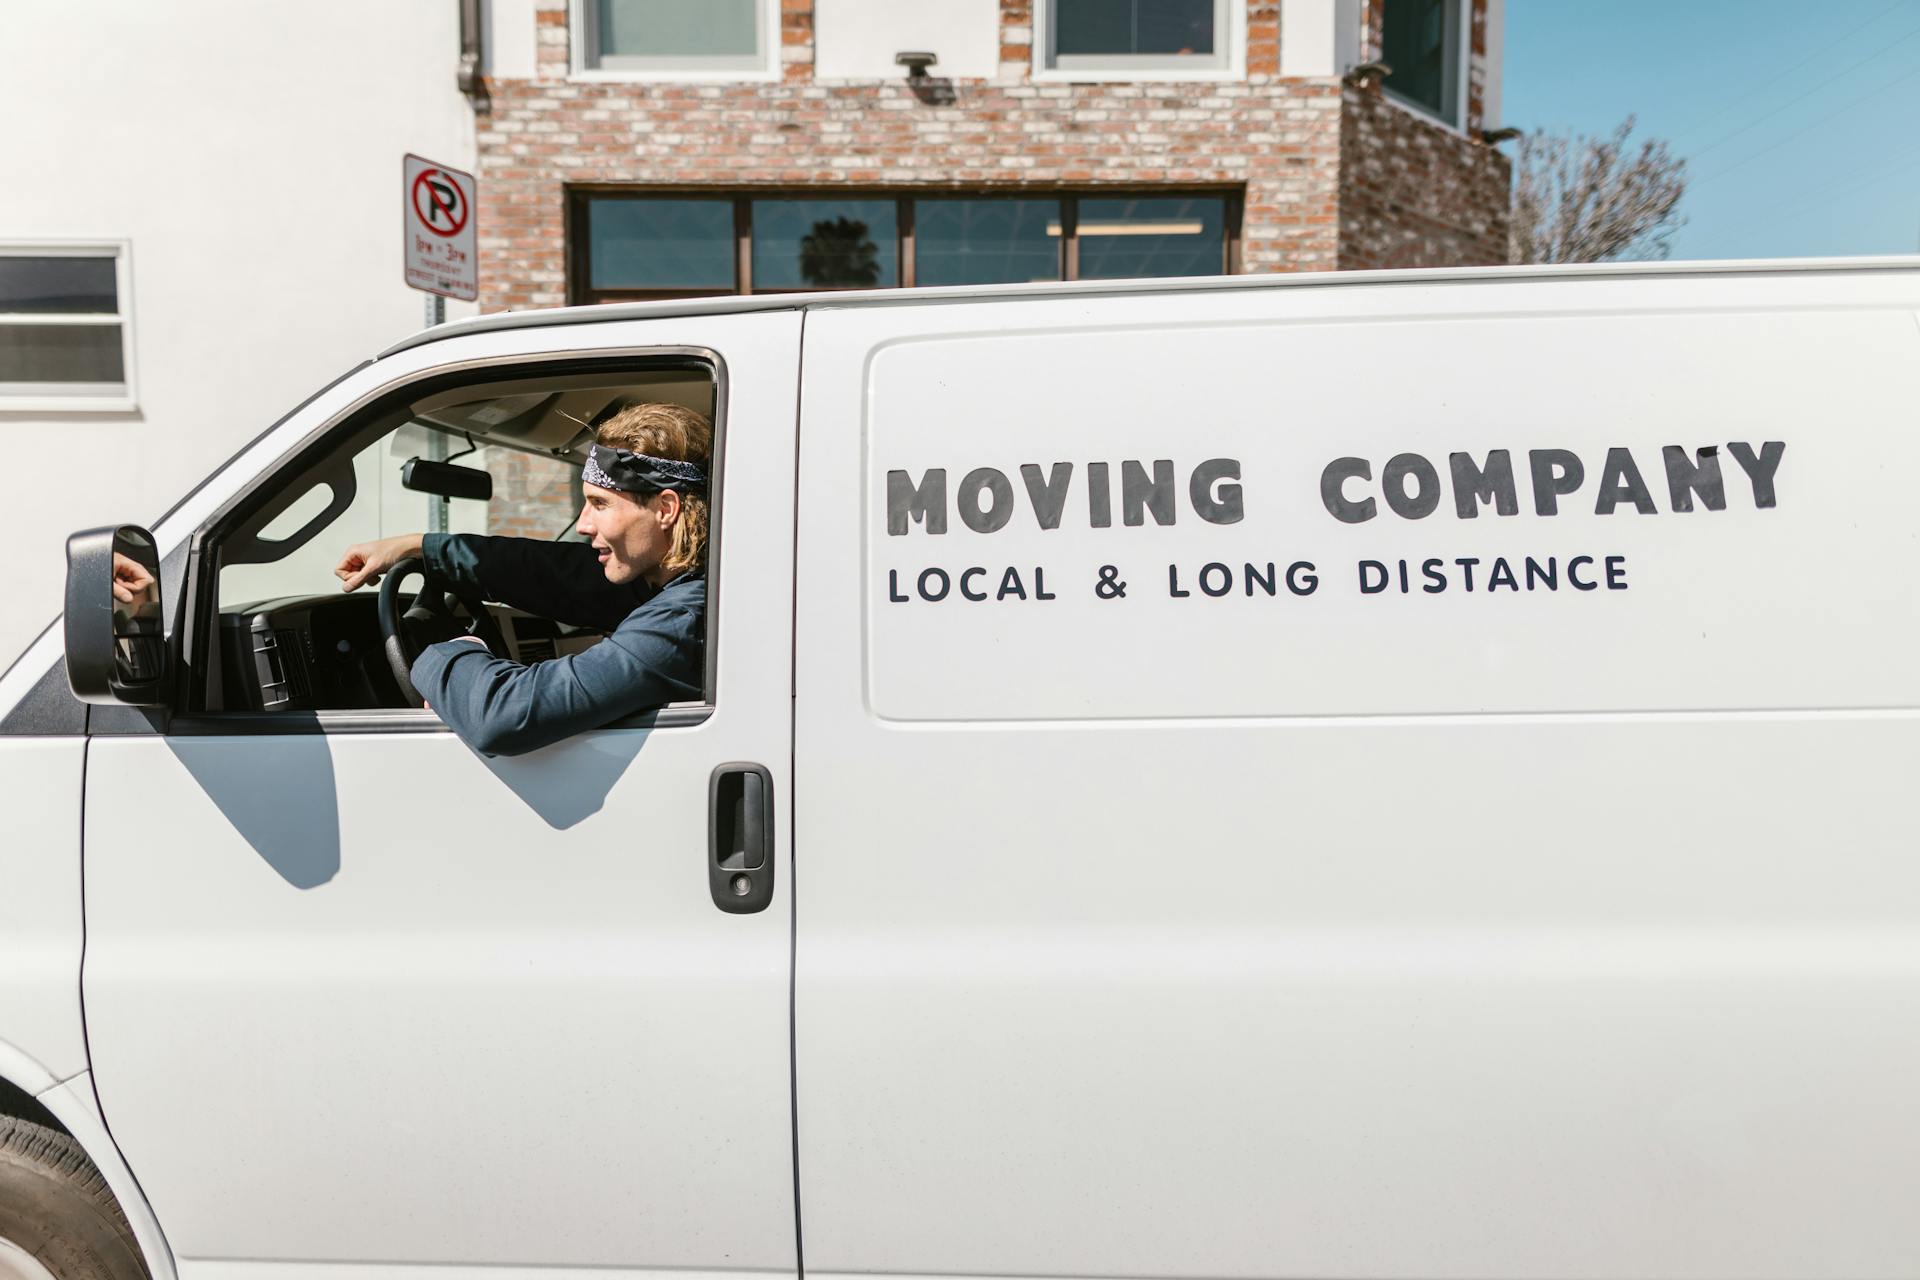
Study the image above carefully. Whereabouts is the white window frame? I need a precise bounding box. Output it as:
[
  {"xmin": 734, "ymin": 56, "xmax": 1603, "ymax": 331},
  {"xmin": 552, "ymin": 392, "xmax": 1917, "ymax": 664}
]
[
  {"xmin": 0, "ymin": 240, "xmax": 137, "ymax": 414},
  {"xmin": 569, "ymin": 0, "xmax": 782, "ymax": 83},
  {"xmin": 1033, "ymin": 0, "xmax": 1245, "ymax": 83},
  {"xmin": 1379, "ymin": 0, "xmax": 1471, "ymax": 134}
]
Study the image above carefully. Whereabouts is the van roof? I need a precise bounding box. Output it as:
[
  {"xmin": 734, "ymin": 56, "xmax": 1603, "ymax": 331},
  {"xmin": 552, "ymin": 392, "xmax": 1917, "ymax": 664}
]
[{"xmin": 379, "ymin": 254, "xmax": 1920, "ymax": 360}]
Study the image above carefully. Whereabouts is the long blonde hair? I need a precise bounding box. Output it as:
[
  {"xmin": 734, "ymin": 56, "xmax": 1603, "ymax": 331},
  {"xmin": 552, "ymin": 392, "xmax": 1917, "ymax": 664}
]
[{"xmin": 594, "ymin": 402, "xmax": 713, "ymax": 576}]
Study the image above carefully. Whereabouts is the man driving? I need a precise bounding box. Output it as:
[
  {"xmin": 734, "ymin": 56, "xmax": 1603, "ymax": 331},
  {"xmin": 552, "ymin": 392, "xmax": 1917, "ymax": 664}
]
[{"xmin": 333, "ymin": 402, "xmax": 711, "ymax": 756}]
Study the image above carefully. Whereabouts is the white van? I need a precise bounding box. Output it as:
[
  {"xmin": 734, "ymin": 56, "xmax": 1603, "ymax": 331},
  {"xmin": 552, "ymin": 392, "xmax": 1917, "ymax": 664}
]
[{"xmin": 3, "ymin": 258, "xmax": 1918, "ymax": 1280}]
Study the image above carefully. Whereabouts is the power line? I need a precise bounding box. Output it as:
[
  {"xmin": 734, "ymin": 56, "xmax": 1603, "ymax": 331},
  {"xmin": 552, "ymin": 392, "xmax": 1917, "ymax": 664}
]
[
  {"xmin": 1693, "ymin": 57, "xmax": 1920, "ymax": 185},
  {"xmin": 1685, "ymin": 19, "xmax": 1920, "ymax": 162},
  {"xmin": 1728, "ymin": 150, "xmax": 1920, "ymax": 241},
  {"xmin": 1667, "ymin": 0, "xmax": 1914, "ymax": 147},
  {"xmin": 1733, "ymin": 152, "xmax": 1889, "ymax": 233}
]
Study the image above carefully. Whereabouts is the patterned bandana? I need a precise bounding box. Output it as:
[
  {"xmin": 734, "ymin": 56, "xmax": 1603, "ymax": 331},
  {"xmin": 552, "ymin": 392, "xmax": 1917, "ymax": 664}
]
[{"xmin": 583, "ymin": 443, "xmax": 708, "ymax": 493}]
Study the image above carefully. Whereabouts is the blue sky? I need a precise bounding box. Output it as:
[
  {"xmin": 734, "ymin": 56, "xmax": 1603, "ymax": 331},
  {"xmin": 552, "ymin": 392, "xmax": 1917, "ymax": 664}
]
[{"xmin": 1502, "ymin": 0, "xmax": 1920, "ymax": 260}]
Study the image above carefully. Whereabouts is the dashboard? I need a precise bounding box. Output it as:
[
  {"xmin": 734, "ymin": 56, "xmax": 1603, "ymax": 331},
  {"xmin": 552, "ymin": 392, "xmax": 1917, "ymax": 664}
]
[{"xmin": 216, "ymin": 591, "xmax": 603, "ymax": 711}]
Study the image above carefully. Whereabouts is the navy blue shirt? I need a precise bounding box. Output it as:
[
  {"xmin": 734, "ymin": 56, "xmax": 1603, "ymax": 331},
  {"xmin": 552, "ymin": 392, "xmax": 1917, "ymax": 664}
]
[{"xmin": 409, "ymin": 532, "xmax": 705, "ymax": 756}]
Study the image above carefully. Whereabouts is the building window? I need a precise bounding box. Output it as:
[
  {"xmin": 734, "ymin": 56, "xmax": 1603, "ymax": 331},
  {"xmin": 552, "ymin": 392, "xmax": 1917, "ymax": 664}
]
[
  {"xmin": 577, "ymin": 0, "xmax": 777, "ymax": 78},
  {"xmin": 1073, "ymin": 197, "xmax": 1229, "ymax": 279},
  {"xmin": 587, "ymin": 199, "xmax": 737, "ymax": 295},
  {"xmin": 1039, "ymin": 0, "xmax": 1235, "ymax": 77},
  {"xmin": 751, "ymin": 199, "xmax": 900, "ymax": 290},
  {"xmin": 570, "ymin": 191, "xmax": 1239, "ymax": 302},
  {"xmin": 1381, "ymin": 0, "xmax": 1462, "ymax": 126},
  {"xmin": 915, "ymin": 199, "xmax": 1063, "ymax": 287},
  {"xmin": 0, "ymin": 243, "xmax": 134, "ymax": 411}
]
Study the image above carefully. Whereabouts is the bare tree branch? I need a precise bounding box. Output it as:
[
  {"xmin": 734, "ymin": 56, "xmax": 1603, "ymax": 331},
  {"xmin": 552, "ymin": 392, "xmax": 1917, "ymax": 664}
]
[{"xmin": 1510, "ymin": 116, "xmax": 1689, "ymax": 264}]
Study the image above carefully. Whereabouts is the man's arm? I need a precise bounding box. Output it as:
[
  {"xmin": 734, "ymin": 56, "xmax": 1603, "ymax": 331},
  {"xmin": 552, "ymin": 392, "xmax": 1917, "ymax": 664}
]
[
  {"xmin": 422, "ymin": 533, "xmax": 647, "ymax": 631},
  {"xmin": 337, "ymin": 531, "xmax": 646, "ymax": 631},
  {"xmin": 409, "ymin": 599, "xmax": 703, "ymax": 756}
]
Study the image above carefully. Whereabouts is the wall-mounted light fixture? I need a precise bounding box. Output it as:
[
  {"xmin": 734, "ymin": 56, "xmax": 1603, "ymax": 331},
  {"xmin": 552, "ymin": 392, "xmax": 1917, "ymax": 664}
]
[
  {"xmin": 895, "ymin": 51, "xmax": 939, "ymax": 82},
  {"xmin": 1480, "ymin": 127, "xmax": 1523, "ymax": 145},
  {"xmin": 1342, "ymin": 59, "xmax": 1391, "ymax": 88}
]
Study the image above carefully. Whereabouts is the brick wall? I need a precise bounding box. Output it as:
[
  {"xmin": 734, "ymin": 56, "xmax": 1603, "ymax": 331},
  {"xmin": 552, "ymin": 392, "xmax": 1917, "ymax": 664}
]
[
  {"xmin": 476, "ymin": 0, "xmax": 1509, "ymax": 313},
  {"xmin": 1466, "ymin": 0, "xmax": 1489, "ymax": 138},
  {"xmin": 1335, "ymin": 82, "xmax": 1509, "ymax": 270},
  {"xmin": 484, "ymin": 448, "xmax": 582, "ymax": 540}
]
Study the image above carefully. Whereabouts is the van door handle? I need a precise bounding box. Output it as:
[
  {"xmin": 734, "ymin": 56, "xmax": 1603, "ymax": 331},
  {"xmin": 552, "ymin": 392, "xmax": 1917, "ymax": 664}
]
[{"xmin": 709, "ymin": 763, "xmax": 775, "ymax": 915}]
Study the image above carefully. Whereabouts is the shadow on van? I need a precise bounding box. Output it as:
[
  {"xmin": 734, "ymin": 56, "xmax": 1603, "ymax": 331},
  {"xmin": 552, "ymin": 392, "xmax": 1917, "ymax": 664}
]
[
  {"xmin": 469, "ymin": 728, "xmax": 652, "ymax": 830},
  {"xmin": 164, "ymin": 734, "xmax": 340, "ymax": 889},
  {"xmin": 157, "ymin": 725, "xmax": 651, "ymax": 886}
]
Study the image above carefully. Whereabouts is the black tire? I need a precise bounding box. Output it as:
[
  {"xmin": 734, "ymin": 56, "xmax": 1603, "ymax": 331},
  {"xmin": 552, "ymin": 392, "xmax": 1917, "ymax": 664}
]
[{"xmin": 0, "ymin": 1117, "xmax": 146, "ymax": 1280}]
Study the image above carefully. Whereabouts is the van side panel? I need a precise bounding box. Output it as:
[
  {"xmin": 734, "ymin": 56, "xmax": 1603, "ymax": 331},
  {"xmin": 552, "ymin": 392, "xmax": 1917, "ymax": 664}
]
[
  {"xmin": 0, "ymin": 734, "xmax": 88, "ymax": 1088},
  {"xmin": 793, "ymin": 271, "xmax": 1920, "ymax": 1280}
]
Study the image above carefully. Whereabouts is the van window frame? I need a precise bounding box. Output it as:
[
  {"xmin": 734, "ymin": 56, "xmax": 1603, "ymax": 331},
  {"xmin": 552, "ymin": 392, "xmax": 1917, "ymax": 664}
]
[{"xmin": 154, "ymin": 346, "xmax": 728, "ymax": 738}]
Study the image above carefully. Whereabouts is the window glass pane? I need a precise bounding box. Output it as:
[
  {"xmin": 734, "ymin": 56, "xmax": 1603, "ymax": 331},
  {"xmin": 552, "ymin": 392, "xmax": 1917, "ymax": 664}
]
[
  {"xmin": 1074, "ymin": 197, "xmax": 1226, "ymax": 279},
  {"xmin": 589, "ymin": 199, "xmax": 735, "ymax": 290},
  {"xmin": 218, "ymin": 426, "xmax": 497, "ymax": 613},
  {"xmin": 1057, "ymin": 0, "xmax": 1214, "ymax": 56},
  {"xmin": 0, "ymin": 256, "xmax": 117, "ymax": 314},
  {"xmin": 0, "ymin": 323, "xmax": 124, "ymax": 383},
  {"xmin": 751, "ymin": 200, "xmax": 898, "ymax": 290},
  {"xmin": 595, "ymin": 0, "xmax": 758, "ymax": 58},
  {"xmin": 915, "ymin": 199, "xmax": 1061, "ymax": 286},
  {"xmin": 219, "ymin": 428, "xmax": 591, "ymax": 619},
  {"xmin": 1381, "ymin": 0, "xmax": 1453, "ymax": 118},
  {"xmin": 1057, "ymin": 0, "xmax": 1131, "ymax": 54},
  {"xmin": 482, "ymin": 448, "xmax": 587, "ymax": 540},
  {"xmin": 1137, "ymin": 0, "xmax": 1214, "ymax": 55},
  {"xmin": 215, "ymin": 376, "xmax": 713, "ymax": 635}
]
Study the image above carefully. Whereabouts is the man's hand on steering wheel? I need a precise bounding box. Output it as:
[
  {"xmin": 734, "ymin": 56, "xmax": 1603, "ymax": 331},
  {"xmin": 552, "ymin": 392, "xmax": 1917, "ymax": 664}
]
[{"xmin": 373, "ymin": 555, "xmax": 511, "ymax": 707}]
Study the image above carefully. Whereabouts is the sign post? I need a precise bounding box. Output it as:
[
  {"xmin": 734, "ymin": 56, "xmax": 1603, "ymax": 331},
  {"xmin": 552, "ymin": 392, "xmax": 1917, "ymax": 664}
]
[{"xmin": 403, "ymin": 155, "xmax": 477, "ymax": 533}]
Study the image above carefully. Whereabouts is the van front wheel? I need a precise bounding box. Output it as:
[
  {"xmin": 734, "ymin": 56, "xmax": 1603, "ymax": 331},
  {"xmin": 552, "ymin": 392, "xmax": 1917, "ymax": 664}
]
[{"xmin": 0, "ymin": 1118, "xmax": 145, "ymax": 1280}]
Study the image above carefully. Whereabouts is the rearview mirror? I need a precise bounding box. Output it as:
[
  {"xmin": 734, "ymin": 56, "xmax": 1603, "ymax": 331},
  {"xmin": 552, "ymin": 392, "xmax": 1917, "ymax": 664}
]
[
  {"xmin": 64, "ymin": 524, "xmax": 168, "ymax": 706},
  {"xmin": 402, "ymin": 458, "xmax": 493, "ymax": 502}
]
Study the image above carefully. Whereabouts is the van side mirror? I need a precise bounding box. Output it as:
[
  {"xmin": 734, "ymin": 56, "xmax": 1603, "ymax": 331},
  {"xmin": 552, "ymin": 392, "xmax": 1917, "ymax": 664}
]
[{"xmin": 64, "ymin": 524, "xmax": 168, "ymax": 706}]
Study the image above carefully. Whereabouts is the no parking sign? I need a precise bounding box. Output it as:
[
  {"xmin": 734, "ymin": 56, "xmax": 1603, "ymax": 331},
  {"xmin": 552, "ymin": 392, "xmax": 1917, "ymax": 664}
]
[{"xmin": 403, "ymin": 154, "xmax": 477, "ymax": 301}]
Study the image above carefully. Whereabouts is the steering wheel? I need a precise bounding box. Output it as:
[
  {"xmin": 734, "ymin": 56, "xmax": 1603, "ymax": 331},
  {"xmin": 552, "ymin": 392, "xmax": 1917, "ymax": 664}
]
[{"xmin": 376, "ymin": 557, "xmax": 509, "ymax": 707}]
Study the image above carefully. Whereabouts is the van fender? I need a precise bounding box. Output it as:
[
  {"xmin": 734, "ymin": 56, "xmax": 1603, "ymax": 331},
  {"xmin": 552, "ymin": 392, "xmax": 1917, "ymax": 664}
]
[
  {"xmin": 0, "ymin": 1040, "xmax": 58, "ymax": 1100},
  {"xmin": 0, "ymin": 1039, "xmax": 177, "ymax": 1280}
]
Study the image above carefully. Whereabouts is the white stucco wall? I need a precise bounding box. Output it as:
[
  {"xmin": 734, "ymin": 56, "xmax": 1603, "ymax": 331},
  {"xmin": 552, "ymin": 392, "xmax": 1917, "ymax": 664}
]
[
  {"xmin": 1279, "ymin": 0, "xmax": 1341, "ymax": 77},
  {"xmin": 0, "ymin": 1, "xmax": 481, "ymax": 669},
  {"xmin": 813, "ymin": 0, "xmax": 1002, "ymax": 81},
  {"xmin": 489, "ymin": 0, "xmax": 539, "ymax": 79}
]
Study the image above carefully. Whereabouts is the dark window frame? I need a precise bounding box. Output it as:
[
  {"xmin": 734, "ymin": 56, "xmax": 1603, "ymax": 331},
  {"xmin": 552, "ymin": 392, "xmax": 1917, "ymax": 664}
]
[
  {"xmin": 1380, "ymin": 0, "xmax": 1464, "ymax": 128},
  {"xmin": 567, "ymin": 187, "xmax": 1244, "ymax": 304}
]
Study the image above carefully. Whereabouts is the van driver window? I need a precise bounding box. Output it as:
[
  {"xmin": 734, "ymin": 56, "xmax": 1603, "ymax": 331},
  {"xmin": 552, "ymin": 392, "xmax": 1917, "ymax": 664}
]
[{"xmin": 206, "ymin": 366, "xmax": 718, "ymax": 753}]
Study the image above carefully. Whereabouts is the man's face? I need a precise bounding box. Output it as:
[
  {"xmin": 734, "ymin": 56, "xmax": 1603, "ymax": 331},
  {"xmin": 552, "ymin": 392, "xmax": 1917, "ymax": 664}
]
[{"xmin": 577, "ymin": 481, "xmax": 678, "ymax": 585}]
